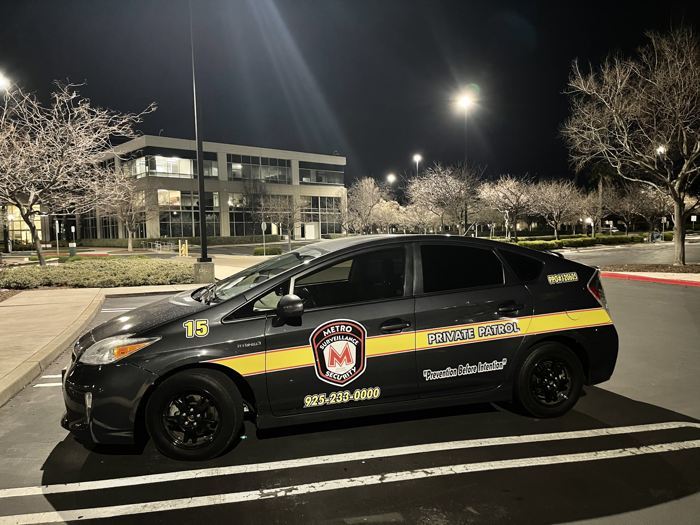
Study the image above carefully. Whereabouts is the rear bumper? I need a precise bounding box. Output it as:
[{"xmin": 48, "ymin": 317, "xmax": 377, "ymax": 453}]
[
  {"xmin": 62, "ymin": 360, "xmax": 157, "ymax": 445},
  {"xmin": 582, "ymin": 324, "xmax": 619, "ymax": 385}
]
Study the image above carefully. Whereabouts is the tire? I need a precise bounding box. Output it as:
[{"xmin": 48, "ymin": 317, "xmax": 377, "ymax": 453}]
[
  {"xmin": 515, "ymin": 342, "xmax": 584, "ymax": 418},
  {"xmin": 146, "ymin": 368, "xmax": 243, "ymax": 460}
]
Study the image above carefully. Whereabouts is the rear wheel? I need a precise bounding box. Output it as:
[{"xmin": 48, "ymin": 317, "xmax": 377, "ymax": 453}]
[
  {"xmin": 146, "ymin": 369, "xmax": 242, "ymax": 460},
  {"xmin": 515, "ymin": 342, "xmax": 584, "ymax": 418}
]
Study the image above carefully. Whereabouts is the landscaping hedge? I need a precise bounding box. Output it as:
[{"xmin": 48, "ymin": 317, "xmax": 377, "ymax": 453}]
[
  {"xmin": 79, "ymin": 235, "xmax": 281, "ymax": 248},
  {"xmin": 0, "ymin": 258, "xmax": 194, "ymax": 289},
  {"xmin": 515, "ymin": 234, "xmax": 648, "ymax": 251},
  {"xmin": 253, "ymin": 246, "xmax": 283, "ymax": 256}
]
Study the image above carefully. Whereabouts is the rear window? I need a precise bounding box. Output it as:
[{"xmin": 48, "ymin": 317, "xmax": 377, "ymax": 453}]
[
  {"xmin": 421, "ymin": 245, "xmax": 504, "ymax": 293},
  {"xmin": 500, "ymin": 250, "xmax": 544, "ymax": 282}
]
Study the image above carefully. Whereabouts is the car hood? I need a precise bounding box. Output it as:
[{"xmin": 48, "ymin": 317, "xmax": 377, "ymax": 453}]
[{"xmin": 77, "ymin": 289, "xmax": 210, "ymax": 350}]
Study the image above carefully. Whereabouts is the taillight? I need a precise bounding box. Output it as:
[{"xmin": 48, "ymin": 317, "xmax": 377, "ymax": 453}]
[{"xmin": 588, "ymin": 271, "xmax": 608, "ymax": 310}]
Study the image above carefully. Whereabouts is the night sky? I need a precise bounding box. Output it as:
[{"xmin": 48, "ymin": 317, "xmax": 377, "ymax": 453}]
[{"xmin": 1, "ymin": 0, "xmax": 698, "ymax": 184}]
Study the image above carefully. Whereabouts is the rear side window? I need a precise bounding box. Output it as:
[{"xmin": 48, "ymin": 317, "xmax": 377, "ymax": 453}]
[
  {"xmin": 421, "ymin": 245, "xmax": 504, "ymax": 293},
  {"xmin": 500, "ymin": 250, "xmax": 544, "ymax": 282}
]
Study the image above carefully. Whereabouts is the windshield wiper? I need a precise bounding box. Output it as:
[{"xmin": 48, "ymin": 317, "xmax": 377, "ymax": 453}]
[{"xmin": 202, "ymin": 283, "xmax": 219, "ymax": 305}]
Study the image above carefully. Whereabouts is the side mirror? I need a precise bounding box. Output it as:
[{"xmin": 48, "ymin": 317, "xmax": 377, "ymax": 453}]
[{"xmin": 276, "ymin": 294, "xmax": 304, "ymax": 319}]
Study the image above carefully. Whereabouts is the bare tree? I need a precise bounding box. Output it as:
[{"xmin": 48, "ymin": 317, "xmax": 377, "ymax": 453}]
[
  {"xmin": 371, "ymin": 199, "xmax": 401, "ymax": 233},
  {"xmin": 347, "ymin": 177, "xmax": 381, "ymax": 234},
  {"xmin": 530, "ymin": 179, "xmax": 582, "ymax": 240},
  {"xmin": 99, "ymin": 165, "xmax": 148, "ymax": 252},
  {"xmin": 0, "ymin": 83, "xmax": 154, "ymax": 264},
  {"xmin": 563, "ymin": 28, "xmax": 700, "ymax": 264},
  {"xmin": 636, "ymin": 188, "xmax": 674, "ymax": 240},
  {"xmin": 477, "ymin": 175, "xmax": 532, "ymax": 241},
  {"xmin": 603, "ymin": 184, "xmax": 645, "ymax": 235},
  {"xmin": 406, "ymin": 164, "xmax": 483, "ymax": 234},
  {"xmin": 403, "ymin": 203, "xmax": 439, "ymax": 234},
  {"xmin": 261, "ymin": 194, "xmax": 300, "ymax": 251},
  {"xmin": 576, "ymin": 191, "xmax": 607, "ymax": 238}
]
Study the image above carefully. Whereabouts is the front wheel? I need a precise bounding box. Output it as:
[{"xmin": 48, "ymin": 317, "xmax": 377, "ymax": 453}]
[
  {"xmin": 515, "ymin": 342, "xmax": 584, "ymax": 418},
  {"xmin": 146, "ymin": 369, "xmax": 243, "ymax": 460}
]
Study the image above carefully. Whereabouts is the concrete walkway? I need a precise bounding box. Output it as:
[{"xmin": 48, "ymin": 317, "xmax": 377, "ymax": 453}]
[
  {"xmin": 0, "ymin": 254, "xmax": 266, "ymax": 407},
  {"xmin": 0, "ymin": 284, "xmax": 202, "ymax": 407}
]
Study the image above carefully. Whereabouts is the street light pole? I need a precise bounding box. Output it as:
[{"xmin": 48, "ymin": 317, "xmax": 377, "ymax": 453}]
[
  {"xmin": 189, "ymin": 0, "xmax": 210, "ymax": 265},
  {"xmin": 188, "ymin": 2, "xmax": 215, "ymax": 283}
]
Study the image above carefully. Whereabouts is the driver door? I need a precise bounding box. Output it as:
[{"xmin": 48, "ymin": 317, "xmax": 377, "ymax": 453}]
[{"xmin": 265, "ymin": 245, "xmax": 417, "ymax": 416}]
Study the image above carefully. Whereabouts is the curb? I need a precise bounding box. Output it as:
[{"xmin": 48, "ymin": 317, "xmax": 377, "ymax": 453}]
[
  {"xmin": 601, "ymin": 272, "xmax": 700, "ymax": 288},
  {"xmin": 0, "ymin": 291, "xmax": 105, "ymax": 408}
]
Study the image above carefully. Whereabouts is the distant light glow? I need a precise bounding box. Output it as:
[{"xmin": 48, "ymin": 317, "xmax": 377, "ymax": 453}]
[
  {"xmin": 455, "ymin": 92, "xmax": 476, "ymax": 111},
  {"xmin": 386, "ymin": 173, "xmax": 397, "ymax": 184},
  {"xmin": 412, "ymin": 153, "xmax": 422, "ymax": 164},
  {"xmin": 0, "ymin": 71, "xmax": 10, "ymax": 92},
  {"xmin": 656, "ymin": 145, "xmax": 667, "ymax": 155}
]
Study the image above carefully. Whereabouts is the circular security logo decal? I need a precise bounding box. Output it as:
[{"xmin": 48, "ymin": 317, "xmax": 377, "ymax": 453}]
[{"xmin": 310, "ymin": 319, "xmax": 367, "ymax": 386}]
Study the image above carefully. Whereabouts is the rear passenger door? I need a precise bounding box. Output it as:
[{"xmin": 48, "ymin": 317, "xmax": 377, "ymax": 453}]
[{"xmin": 414, "ymin": 242, "xmax": 533, "ymax": 397}]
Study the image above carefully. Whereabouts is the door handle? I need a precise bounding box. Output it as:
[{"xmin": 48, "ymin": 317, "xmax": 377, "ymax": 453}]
[
  {"xmin": 497, "ymin": 301, "xmax": 523, "ymax": 315},
  {"xmin": 380, "ymin": 319, "xmax": 411, "ymax": 333}
]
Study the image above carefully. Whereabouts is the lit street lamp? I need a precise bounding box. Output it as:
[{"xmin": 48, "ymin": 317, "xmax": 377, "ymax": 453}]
[
  {"xmin": 0, "ymin": 71, "xmax": 11, "ymax": 92},
  {"xmin": 455, "ymin": 90, "xmax": 477, "ymax": 163},
  {"xmin": 412, "ymin": 153, "xmax": 422, "ymax": 176},
  {"xmin": 656, "ymin": 145, "xmax": 667, "ymax": 155},
  {"xmin": 386, "ymin": 173, "xmax": 397, "ymax": 185}
]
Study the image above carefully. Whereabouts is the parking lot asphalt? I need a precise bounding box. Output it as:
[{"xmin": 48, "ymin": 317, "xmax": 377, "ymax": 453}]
[
  {"xmin": 562, "ymin": 240, "xmax": 700, "ymax": 266},
  {"xmin": 0, "ymin": 282, "xmax": 697, "ymax": 524}
]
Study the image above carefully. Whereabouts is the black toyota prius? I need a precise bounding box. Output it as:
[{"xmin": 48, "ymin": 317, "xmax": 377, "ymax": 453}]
[{"xmin": 62, "ymin": 235, "xmax": 618, "ymax": 460}]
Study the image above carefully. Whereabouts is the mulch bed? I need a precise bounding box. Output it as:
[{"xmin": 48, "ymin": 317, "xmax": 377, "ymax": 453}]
[
  {"xmin": 600, "ymin": 264, "xmax": 700, "ymax": 273},
  {"xmin": 0, "ymin": 289, "xmax": 20, "ymax": 303}
]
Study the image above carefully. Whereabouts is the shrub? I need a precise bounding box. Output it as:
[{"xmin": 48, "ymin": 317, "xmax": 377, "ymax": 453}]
[
  {"xmin": 253, "ymin": 246, "xmax": 283, "ymax": 256},
  {"xmin": 79, "ymin": 235, "xmax": 282, "ymax": 248},
  {"xmin": 0, "ymin": 258, "xmax": 194, "ymax": 289}
]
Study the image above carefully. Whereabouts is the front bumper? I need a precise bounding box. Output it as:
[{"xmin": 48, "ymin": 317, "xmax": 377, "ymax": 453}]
[{"xmin": 61, "ymin": 358, "xmax": 157, "ymax": 445}]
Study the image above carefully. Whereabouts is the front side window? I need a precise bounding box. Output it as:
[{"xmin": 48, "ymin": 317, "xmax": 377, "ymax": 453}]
[
  {"xmin": 293, "ymin": 247, "xmax": 405, "ymax": 309},
  {"xmin": 421, "ymin": 244, "xmax": 504, "ymax": 294}
]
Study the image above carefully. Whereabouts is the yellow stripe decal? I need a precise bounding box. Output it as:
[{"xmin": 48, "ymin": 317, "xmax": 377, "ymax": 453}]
[{"xmin": 209, "ymin": 308, "xmax": 612, "ymax": 377}]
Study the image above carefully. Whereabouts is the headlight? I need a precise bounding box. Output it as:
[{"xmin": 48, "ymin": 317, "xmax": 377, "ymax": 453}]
[{"xmin": 78, "ymin": 335, "xmax": 160, "ymax": 365}]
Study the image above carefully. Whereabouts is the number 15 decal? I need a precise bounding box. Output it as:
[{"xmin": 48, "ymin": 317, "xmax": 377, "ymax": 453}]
[{"xmin": 183, "ymin": 319, "xmax": 209, "ymax": 338}]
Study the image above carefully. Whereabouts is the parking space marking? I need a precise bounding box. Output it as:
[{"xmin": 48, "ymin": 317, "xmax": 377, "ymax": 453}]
[
  {"xmin": 1, "ymin": 439, "xmax": 698, "ymax": 524},
  {"xmin": 0, "ymin": 421, "xmax": 697, "ymax": 499},
  {"xmin": 32, "ymin": 383, "xmax": 62, "ymax": 388},
  {"xmin": 40, "ymin": 375, "xmax": 62, "ymax": 379}
]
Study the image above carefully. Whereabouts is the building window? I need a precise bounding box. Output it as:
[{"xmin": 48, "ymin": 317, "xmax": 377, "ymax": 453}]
[
  {"xmin": 300, "ymin": 196, "xmax": 342, "ymax": 235},
  {"xmin": 122, "ymin": 156, "xmax": 217, "ymax": 180},
  {"xmin": 228, "ymin": 193, "xmax": 256, "ymax": 236},
  {"xmin": 100, "ymin": 216, "xmax": 120, "ymax": 239},
  {"xmin": 299, "ymin": 161, "xmax": 344, "ymax": 185},
  {"xmin": 4, "ymin": 205, "xmax": 42, "ymax": 245},
  {"xmin": 159, "ymin": 190, "xmax": 219, "ymax": 238},
  {"xmin": 227, "ymin": 154, "xmax": 291, "ymax": 184},
  {"xmin": 80, "ymin": 211, "xmax": 98, "ymax": 239}
]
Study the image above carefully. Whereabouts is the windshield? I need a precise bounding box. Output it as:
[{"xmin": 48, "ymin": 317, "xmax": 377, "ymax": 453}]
[{"xmin": 205, "ymin": 245, "xmax": 328, "ymax": 303}]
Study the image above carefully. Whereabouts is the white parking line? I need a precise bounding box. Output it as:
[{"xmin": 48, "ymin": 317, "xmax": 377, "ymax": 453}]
[
  {"xmin": 32, "ymin": 383, "xmax": 62, "ymax": 388},
  {"xmin": 0, "ymin": 421, "xmax": 697, "ymax": 499},
  {"xmin": 1, "ymin": 439, "xmax": 698, "ymax": 525},
  {"xmin": 40, "ymin": 375, "xmax": 62, "ymax": 379},
  {"xmin": 100, "ymin": 308, "xmax": 133, "ymax": 313}
]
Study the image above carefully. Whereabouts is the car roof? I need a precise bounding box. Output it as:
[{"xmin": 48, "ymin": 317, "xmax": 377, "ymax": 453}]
[{"xmin": 309, "ymin": 234, "xmax": 508, "ymax": 253}]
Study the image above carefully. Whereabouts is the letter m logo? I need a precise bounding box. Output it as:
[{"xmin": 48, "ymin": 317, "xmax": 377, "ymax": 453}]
[{"xmin": 328, "ymin": 343, "xmax": 353, "ymax": 367}]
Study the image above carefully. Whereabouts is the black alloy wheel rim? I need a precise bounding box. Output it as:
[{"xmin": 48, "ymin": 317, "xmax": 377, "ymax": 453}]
[
  {"xmin": 529, "ymin": 358, "xmax": 573, "ymax": 406},
  {"xmin": 162, "ymin": 391, "xmax": 221, "ymax": 449}
]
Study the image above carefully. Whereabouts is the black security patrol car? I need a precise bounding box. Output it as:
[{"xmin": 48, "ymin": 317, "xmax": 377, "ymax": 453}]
[{"xmin": 62, "ymin": 235, "xmax": 618, "ymax": 460}]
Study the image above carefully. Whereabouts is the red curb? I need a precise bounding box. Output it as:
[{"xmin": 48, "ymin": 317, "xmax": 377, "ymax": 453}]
[{"xmin": 600, "ymin": 271, "xmax": 700, "ymax": 287}]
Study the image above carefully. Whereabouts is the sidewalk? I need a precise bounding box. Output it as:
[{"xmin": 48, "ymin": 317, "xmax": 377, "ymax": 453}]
[
  {"xmin": 0, "ymin": 254, "xmax": 263, "ymax": 408},
  {"xmin": 0, "ymin": 284, "xmax": 201, "ymax": 407},
  {"xmin": 601, "ymin": 271, "xmax": 700, "ymax": 287}
]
